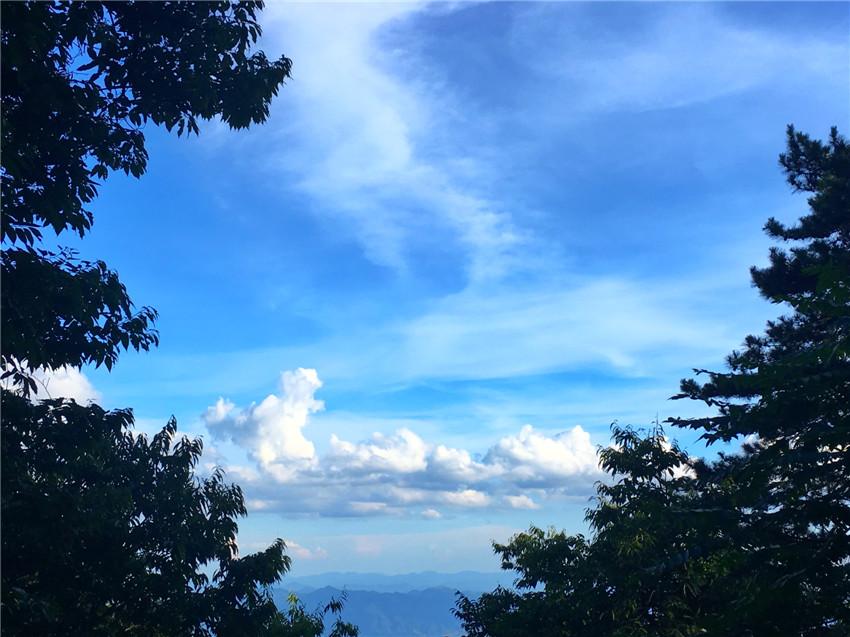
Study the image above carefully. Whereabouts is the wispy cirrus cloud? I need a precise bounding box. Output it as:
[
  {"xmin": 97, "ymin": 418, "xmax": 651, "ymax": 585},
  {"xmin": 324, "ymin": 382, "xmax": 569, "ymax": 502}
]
[
  {"xmin": 509, "ymin": 3, "xmax": 847, "ymax": 115},
  {"xmin": 394, "ymin": 274, "xmax": 754, "ymax": 381},
  {"xmin": 132, "ymin": 2, "xmax": 841, "ymax": 416},
  {"xmin": 179, "ymin": 1, "xmax": 821, "ymax": 396},
  {"xmin": 255, "ymin": 2, "xmax": 528, "ymax": 282}
]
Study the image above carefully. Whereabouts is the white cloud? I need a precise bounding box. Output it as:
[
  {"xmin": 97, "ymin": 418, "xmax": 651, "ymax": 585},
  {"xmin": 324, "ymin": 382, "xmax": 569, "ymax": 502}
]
[
  {"xmin": 203, "ymin": 368, "xmax": 322, "ymax": 480},
  {"xmin": 396, "ymin": 276, "xmax": 745, "ymax": 381},
  {"xmin": 511, "ymin": 3, "xmax": 847, "ymax": 115},
  {"xmin": 33, "ymin": 366, "xmax": 101, "ymax": 403},
  {"xmin": 421, "ymin": 508, "xmax": 442, "ymax": 519},
  {"xmin": 429, "ymin": 444, "xmax": 495, "ymax": 483},
  {"xmin": 504, "ymin": 494, "xmax": 539, "ymax": 510},
  {"xmin": 203, "ymin": 369, "xmax": 604, "ymax": 517},
  {"xmin": 234, "ymin": 535, "xmax": 328, "ymax": 562},
  {"xmin": 350, "ymin": 501, "xmax": 390, "ymax": 516},
  {"xmin": 241, "ymin": 1, "xmax": 846, "ymax": 288},
  {"xmin": 285, "ymin": 539, "xmax": 329, "ymax": 561},
  {"xmin": 2, "ymin": 364, "xmax": 102, "ymax": 404},
  {"xmin": 440, "ymin": 489, "xmax": 490, "ymax": 508},
  {"xmin": 253, "ymin": 2, "xmax": 525, "ymax": 281},
  {"xmin": 328, "ymin": 428, "xmax": 428, "ymax": 474},
  {"xmin": 246, "ymin": 498, "xmax": 274, "ymax": 512},
  {"xmin": 743, "ymin": 433, "xmax": 760, "ymax": 448},
  {"xmin": 104, "ymin": 5, "xmax": 804, "ymax": 406},
  {"xmin": 223, "ymin": 464, "xmax": 262, "ymax": 484},
  {"xmin": 486, "ymin": 424, "xmax": 599, "ymax": 486}
]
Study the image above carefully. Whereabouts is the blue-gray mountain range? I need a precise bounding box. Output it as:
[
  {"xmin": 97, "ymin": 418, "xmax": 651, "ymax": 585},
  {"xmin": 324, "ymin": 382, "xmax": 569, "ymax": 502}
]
[{"xmin": 273, "ymin": 571, "xmax": 516, "ymax": 637}]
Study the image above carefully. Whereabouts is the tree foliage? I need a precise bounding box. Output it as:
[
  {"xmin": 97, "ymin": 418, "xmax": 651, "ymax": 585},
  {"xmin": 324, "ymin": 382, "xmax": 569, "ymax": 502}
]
[
  {"xmin": 456, "ymin": 127, "xmax": 850, "ymax": 637},
  {"xmin": 669, "ymin": 126, "xmax": 850, "ymax": 634},
  {"xmin": 3, "ymin": 392, "xmax": 281, "ymax": 635},
  {"xmin": 1, "ymin": 391, "xmax": 358, "ymax": 636},
  {"xmin": 1, "ymin": 0, "xmax": 292, "ymax": 387},
  {"xmin": 1, "ymin": 3, "xmax": 356, "ymax": 635}
]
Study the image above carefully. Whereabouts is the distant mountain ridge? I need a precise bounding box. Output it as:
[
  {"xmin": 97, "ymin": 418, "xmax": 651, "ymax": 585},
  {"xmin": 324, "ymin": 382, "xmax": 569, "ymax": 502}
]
[
  {"xmin": 272, "ymin": 572, "xmax": 516, "ymax": 637},
  {"xmin": 280, "ymin": 570, "xmax": 514, "ymax": 594},
  {"xmin": 272, "ymin": 586, "xmax": 464, "ymax": 637}
]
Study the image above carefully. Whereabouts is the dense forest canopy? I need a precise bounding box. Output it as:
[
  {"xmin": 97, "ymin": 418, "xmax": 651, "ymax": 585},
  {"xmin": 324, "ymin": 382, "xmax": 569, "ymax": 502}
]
[{"xmin": 1, "ymin": 0, "xmax": 292, "ymax": 389}]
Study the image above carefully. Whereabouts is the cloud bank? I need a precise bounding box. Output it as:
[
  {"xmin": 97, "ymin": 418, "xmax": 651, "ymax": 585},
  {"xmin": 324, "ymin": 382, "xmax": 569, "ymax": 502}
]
[{"xmin": 203, "ymin": 369, "xmax": 602, "ymax": 517}]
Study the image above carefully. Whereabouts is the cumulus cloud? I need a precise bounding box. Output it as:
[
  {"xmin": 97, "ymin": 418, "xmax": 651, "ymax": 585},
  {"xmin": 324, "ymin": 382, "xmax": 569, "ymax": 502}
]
[
  {"xmin": 504, "ymin": 494, "xmax": 539, "ymax": 510},
  {"xmin": 486, "ymin": 424, "xmax": 600, "ymax": 486},
  {"xmin": 328, "ymin": 428, "xmax": 428, "ymax": 474},
  {"xmin": 2, "ymin": 363, "xmax": 101, "ymax": 404},
  {"xmin": 440, "ymin": 489, "xmax": 490, "ymax": 508},
  {"xmin": 34, "ymin": 366, "xmax": 101, "ymax": 403},
  {"xmin": 429, "ymin": 444, "xmax": 495, "ymax": 483},
  {"xmin": 203, "ymin": 369, "xmax": 603, "ymax": 517},
  {"xmin": 203, "ymin": 368, "xmax": 322, "ymax": 480}
]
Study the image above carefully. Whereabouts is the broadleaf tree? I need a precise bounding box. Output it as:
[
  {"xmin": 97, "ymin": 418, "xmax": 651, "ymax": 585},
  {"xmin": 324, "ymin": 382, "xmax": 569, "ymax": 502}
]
[
  {"xmin": 1, "ymin": 2, "xmax": 356, "ymax": 635},
  {"xmin": 1, "ymin": 0, "xmax": 292, "ymax": 387},
  {"xmin": 2, "ymin": 392, "xmax": 358, "ymax": 636},
  {"xmin": 456, "ymin": 127, "xmax": 849, "ymax": 637}
]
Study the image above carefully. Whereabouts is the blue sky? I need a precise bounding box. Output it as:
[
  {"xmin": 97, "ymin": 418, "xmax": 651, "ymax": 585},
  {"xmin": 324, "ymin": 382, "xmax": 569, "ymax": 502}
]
[{"xmin": 45, "ymin": 1, "xmax": 848, "ymax": 575}]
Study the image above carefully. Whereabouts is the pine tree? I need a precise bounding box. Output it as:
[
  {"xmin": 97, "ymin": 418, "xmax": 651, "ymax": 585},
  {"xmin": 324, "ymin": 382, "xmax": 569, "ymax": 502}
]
[
  {"xmin": 670, "ymin": 126, "xmax": 850, "ymax": 635},
  {"xmin": 456, "ymin": 127, "xmax": 850, "ymax": 636}
]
